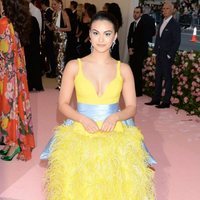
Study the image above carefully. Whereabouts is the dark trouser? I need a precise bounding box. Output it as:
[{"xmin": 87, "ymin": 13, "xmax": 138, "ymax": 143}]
[
  {"xmin": 25, "ymin": 47, "xmax": 44, "ymax": 91},
  {"xmin": 45, "ymin": 38, "xmax": 57, "ymax": 75},
  {"xmin": 153, "ymin": 52, "xmax": 173, "ymax": 104},
  {"xmin": 129, "ymin": 53, "xmax": 144, "ymax": 96},
  {"xmin": 40, "ymin": 43, "xmax": 49, "ymax": 73}
]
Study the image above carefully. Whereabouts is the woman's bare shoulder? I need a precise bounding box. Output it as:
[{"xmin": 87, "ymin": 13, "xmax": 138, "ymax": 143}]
[
  {"xmin": 64, "ymin": 59, "xmax": 79, "ymax": 76},
  {"xmin": 120, "ymin": 62, "xmax": 133, "ymax": 78},
  {"xmin": 62, "ymin": 10, "xmax": 68, "ymax": 17},
  {"xmin": 120, "ymin": 62, "xmax": 130, "ymax": 69}
]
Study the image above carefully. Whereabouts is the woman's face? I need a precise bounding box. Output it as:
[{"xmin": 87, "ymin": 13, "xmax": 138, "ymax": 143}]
[
  {"xmin": 52, "ymin": 0, "xmax": 61, "ymax": 12},
  {"xmin": 89, "ymin": 19, "xmax": 117, "ymax": 53}
]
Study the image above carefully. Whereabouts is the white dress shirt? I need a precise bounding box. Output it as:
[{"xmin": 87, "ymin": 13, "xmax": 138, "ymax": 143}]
[
  {"xmin": 29, "ymin": 2, "xmax": 42, "ymax": 33},
  {"xmin": 134, "ymin": 17, "xmax": 141, "ymax": 28},
  {"xmin": 159, "ymin": 15, "xmax": 172, "ymax": 37},
  {"xmin": 55, "ymin": 10, "xmax": 61, "ymax": 28}
]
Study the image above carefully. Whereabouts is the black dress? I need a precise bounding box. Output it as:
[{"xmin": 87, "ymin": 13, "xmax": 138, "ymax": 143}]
[
  {"xmin": 77, "ymin": 21, "xmax": 91, "ymax": 58},
  {"xmin": 25, "ymin": 16, "xmax": 44, "ymax": 91}
]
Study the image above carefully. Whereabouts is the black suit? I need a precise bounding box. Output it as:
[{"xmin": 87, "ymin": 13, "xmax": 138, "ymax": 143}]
[
  {"xmin": 127, "ymin": 15, "xmax": 155, "ymax": 96},
  {"xmin": 25, "ymin": 16, "xmax": 44, "ymax": 91},
  {"xmin": 152, "ymin": 17, "xmax": 181, "ymax": 104},
  {"xmin": 142, "ymin": 14, "xmax": 156, "ymax": 43},
  {"xmin": 42, "ymin": 7, "xmax": 56, "ymax": 75},
  {"xmin": 65, "ymin": 9, "xmax": 78, "ymax": 62}
]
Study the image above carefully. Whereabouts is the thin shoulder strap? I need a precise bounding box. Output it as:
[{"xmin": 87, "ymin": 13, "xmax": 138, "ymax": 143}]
[
  {"xmin": 77, "ymin": 58, "xmax": 83, "ymax": 74},
  {"xmin": 116, "ymin": 61, "xmax": 121, "ymax": 77}
]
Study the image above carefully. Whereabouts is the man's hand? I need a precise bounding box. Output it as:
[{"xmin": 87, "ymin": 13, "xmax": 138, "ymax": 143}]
[
  {"xmin": 128, "ymin": 48, "xmax": 134, "ymax": 55},
  {"xmin": 152, "ymin": 54, "xmax": 156, "ymax": 64}
]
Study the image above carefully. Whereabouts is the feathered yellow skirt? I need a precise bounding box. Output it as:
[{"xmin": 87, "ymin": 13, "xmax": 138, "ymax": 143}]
[{"xmin": 45, "ymin": 121, "xmax": 155, "ymax": 200}]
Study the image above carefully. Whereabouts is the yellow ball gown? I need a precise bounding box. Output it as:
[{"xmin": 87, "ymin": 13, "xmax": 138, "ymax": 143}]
[{"xmin": 45, "ymin": 59, "xmax": 155, "ymax": 200}]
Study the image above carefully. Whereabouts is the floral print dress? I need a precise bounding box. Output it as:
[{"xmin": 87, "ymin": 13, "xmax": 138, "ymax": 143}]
[{"xmin": 0, "ymin": 16, "xmax": 35, "ymax": 160}]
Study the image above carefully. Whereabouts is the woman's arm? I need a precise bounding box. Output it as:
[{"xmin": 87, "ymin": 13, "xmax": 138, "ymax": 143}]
[
  {"xmin": 116, "ymin": 63, "xmax": 137, "ymax": 119},
  {"xmin": 58, "ymin": 60, "xmax": 81, "ymax": 120},
  {"xmin": 59, "ymin": 60, "xmax": 99, "ymax": 133}
]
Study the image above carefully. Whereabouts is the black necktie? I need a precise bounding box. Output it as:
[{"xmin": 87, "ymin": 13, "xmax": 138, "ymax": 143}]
[{"xmin": 133, "ymin": 21, "xmax": 136, "ymax": 32}]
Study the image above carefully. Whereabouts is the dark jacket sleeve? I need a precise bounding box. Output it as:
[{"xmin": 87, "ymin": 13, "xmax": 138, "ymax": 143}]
[
  {"xmin": 142, "ymin": 14, "xmax": 156, "ymax": 43},
  {"xmin": 46, "ymin": 8, "xmax": 53, "ymax": 24},
  {"xmin": 127, "ymin": 22, "xmax": 133, "ymax": 49},
  {"xmin": 153, "ymin": 23, "xmax": 161, "ymax": 55},
  {"xmin": 168, "ymin": 20, "xmax": 181, "ymax": 59}
]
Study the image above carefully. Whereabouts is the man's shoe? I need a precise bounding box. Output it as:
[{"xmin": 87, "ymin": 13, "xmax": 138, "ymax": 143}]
[
  {"xmin": 155, "ymin": 102, "xmax": 170, "ymax": 109},
  {"xmin": 145, "ymin": 100, "xmax": 160, "ymax": 106}
]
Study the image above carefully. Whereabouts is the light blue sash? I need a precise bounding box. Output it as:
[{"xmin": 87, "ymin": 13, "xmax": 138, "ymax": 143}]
[
  {"xmin": 63, "ymin": 103, "xmax": 135, "ymax": 126},
  {"xmin": 40, "ymin": 103, "xmax": 156, "ymax": 164}
]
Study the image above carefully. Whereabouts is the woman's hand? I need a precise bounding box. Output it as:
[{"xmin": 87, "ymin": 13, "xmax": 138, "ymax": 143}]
[
  {"xmin": 101, "ymin": 114, "xmax": 119, "ymax": 132},
  {"xmin": 79, "ymin": 115, "xmax": 99, "ymax": 133},
  {"xmin": 47, "ymin": 23, "xmax": 54, "ymax": 31},
  {"xmin": 52, "ymin": 25, "xmax": 59, "ymax": 32},
  {"xmin": 152, "ymin": 55, "xmax": 156, "ymax": 64}
]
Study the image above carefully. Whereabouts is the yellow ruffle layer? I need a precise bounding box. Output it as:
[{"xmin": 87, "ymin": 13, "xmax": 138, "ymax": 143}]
[{"xmin": 45, "ymin": 122, "xmax": 155, "ymax": 200}]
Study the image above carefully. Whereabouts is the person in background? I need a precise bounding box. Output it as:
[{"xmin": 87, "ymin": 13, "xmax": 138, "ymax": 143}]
[
  {"xmin": 102, "ymin": 2, "xmax": 110, "ymax": 12},
  {"xmin": 51, "ymin": 0, "xmax": 71, "ymax": 90},
  {"xmin": 76, "ymin": 3, "xmax": 96, "ymax": 58},
  {"xmin": 127, "ymin": 6, "xmax": 155, "ymax": 97},
  {"xmin": 24, "ymin": 15, "xmax": 44, "ymax": 92},
  {"xmin": 76, "ymin": 3, "xmax": 83, "ymax": 24},
  {"xmin": 75, "ymin": 3, "xmax": 83, "ymax": 42},
  {"xmin": 145, "ymin": 2, "xmax": 181, "ymax": 108},
  {"xmin": 28, "ymin": 0, "xmax": 42, "ymax": 33},
  {"xmin": 44, "ymin": 11, "xmax": 155, "ymax": 199},
  {"xmin": 142, "ymin": 8, "xmax": 156, "ymax": 44},
  {"xmin": 64, "ymin": 1, "xmax": 79, "ymax": 62},
  {"xmin": 107, "ymin": 3, "xmax": 123, "ymax": 60},
  {"xmin": 41, "ymin": 0, "xmax": 57, "ymax": 78},
  {"xmin": 0, "ymin": 0, "xmax": 35, "ymax": 161},
  {"xmin": 69, "ymin": 1, "xmax": 78, "ymax": 41}
]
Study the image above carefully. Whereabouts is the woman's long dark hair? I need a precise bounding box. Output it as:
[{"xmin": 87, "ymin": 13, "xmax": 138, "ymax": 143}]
[
  {"xmin": 90, "ymin": 11, "xmax": 119, "ymax": 33},
  {"xmin": 2, "ymin": 0, "xmax": 31, "ymax": 46}
]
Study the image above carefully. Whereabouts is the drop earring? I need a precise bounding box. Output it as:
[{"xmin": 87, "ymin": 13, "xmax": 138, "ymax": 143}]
[
  {"xmin": 90, "ymin": 44, "xmax": 94, "ymax": 52},
  {"xmin": 111, "ymin": 40, "xmax": 116, "ymax": 49},
  {"xmin": 110, "ymin": 40, "xmax": 116, "ymax": 52}
]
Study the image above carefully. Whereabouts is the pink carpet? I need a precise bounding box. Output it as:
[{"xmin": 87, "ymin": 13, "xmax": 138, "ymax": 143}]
[{"xmin": 0, "ymin": 79, "xmax": 200, "ymax": 200}]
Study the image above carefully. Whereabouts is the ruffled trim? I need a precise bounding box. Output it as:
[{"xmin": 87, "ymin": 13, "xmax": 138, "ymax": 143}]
[{"xmin": 45, "ymin": 123, "xmax": 155, "ymax": 200}]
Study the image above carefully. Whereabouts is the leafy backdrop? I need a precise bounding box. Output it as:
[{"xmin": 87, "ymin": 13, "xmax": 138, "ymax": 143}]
[{"xmin": 143, "ymin": 50, "xmax": 200, "ymax": 117}]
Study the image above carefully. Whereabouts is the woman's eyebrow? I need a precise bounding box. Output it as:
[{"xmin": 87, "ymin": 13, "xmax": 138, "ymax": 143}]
[
  {"xmin": 104, "ymin": 30, "xmax": 113, "ymax": 33},
  {"xmin": 91, "ymin": 29, "xmax": 113, "ymax": 33},
  {"xmin": 91, "ymin": 28, "xmax": 99, "ymax": 32}
]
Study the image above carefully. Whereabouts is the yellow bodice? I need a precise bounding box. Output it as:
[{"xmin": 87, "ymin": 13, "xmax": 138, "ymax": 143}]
[{"xmin": 74, "ymin": 59, "xmax": 123, "ymax": 105}]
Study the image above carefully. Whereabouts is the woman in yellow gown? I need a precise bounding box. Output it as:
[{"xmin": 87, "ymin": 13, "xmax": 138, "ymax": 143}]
[{"xmin": 45, "ymin": 11, "xmax": 155, "ymax": 200}]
